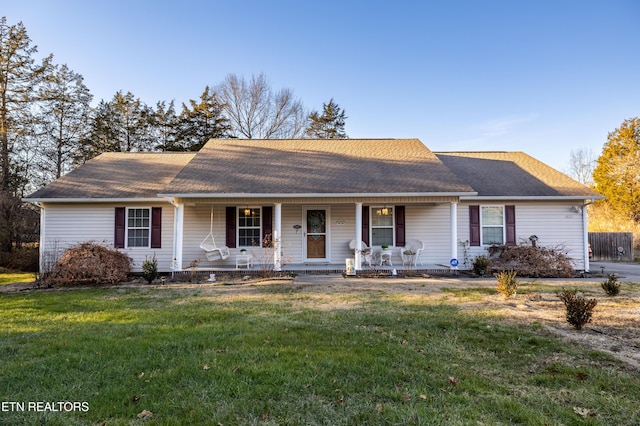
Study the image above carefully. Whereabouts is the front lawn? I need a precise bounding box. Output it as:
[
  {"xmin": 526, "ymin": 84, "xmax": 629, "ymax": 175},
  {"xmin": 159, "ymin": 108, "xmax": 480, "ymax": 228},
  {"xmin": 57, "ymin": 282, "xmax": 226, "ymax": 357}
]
[
  {"xmin": 0, "ymin": 273, "xmax": 34, "ymax": 286},
  {"xmin": 0, "ymin": 280, "xmax": 638, "ymax": 425}
]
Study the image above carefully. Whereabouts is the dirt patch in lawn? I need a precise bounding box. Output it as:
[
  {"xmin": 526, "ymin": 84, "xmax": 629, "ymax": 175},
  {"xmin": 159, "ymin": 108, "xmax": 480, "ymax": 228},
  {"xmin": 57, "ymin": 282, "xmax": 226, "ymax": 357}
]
[
  {"xmin": 292, "ymin": 275, "xmax": 640, "ymax": 371},
  {"xmin": 2, "ymin": 273, "xmax": 639, "ymax": 370}
]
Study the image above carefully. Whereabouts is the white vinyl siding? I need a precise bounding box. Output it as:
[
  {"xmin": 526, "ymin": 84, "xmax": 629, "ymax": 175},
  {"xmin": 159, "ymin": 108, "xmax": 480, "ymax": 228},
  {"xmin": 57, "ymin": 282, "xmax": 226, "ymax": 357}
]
[
  {"xmin": 41, "ymin": 202, "xmax": 174, "ymax": 273},
  {"xmin": 457, "ymin": 201, "xmax": 587, "ymax": 271}
]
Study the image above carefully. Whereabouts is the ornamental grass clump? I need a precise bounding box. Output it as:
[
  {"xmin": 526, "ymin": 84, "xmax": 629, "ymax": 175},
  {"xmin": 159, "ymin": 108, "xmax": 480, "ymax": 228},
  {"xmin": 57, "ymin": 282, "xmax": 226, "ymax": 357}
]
[
  {"xmin": 601, "ymin": 274, "xmax": 621, "ymax": 296},
  {"xmin": 557, "ymin": 289, "xmax": 597, "ymax": 330},
  {"xmin": 495, "ymin": 269, "xmax": 519, "ymax": 298}
]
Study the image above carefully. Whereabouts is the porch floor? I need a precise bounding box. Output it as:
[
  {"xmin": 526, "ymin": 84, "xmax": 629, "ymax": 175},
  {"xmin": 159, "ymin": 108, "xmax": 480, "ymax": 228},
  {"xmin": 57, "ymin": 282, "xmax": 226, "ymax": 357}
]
[{"xmin": 173, "ymin": 263, "xmax": 455, "ymax": 277}]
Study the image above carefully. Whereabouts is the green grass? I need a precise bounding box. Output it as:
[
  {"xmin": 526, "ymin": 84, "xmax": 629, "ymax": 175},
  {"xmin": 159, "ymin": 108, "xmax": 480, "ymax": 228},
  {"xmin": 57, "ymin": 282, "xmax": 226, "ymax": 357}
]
[
  {"xmin": 1, "ymin": 284, "xmax": 638, "ymax": 425},
  {"xmin": 0, "ymin": 273, "xmax": 34, "ymax": 286}
]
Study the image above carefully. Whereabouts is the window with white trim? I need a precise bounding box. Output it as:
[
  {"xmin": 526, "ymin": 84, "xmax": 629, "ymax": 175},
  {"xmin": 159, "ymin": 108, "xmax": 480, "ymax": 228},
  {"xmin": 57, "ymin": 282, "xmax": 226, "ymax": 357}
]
[
  {"xmin": 238, "ymin": 207, "xmax": 261, "ymax": 247},
  {"xmin": 481, "ymin": 206, "xmax": 504, "ymax": 245},
  {"xmin": 127, "ymin": 208, "xmax": 151, "ymax": 248},
  {"xmin": 370, "ymin": 206, "xmax": 394, "ymax": 246}
]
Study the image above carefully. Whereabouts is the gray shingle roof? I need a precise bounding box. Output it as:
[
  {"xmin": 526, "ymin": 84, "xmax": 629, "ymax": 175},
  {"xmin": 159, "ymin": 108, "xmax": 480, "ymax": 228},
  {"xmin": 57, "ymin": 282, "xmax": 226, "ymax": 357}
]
[
  {"xmin": 162, "ymin": 139, "xmax": 476, "ymax": 195},
  {"xmin": 25, "ymin": 152, "xmax": 195, "ymax": 200},
  {"xmin": 435, "ymin": 151, "xmax": 602, "ymax": 198},
  {"xmin": 25, "ymin": 142, "xmax": 601, "ymax": 201}
]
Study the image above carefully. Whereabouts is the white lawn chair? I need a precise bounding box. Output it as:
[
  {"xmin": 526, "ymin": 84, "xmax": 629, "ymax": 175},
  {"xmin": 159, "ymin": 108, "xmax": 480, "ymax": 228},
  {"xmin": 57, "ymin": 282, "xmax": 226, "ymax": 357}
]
[
  {"xmin": 401, "ymin": 240, "xmax": 424, "ymax": 266},
  {"xmin": 349, "ymin": 239, "xmax": 373, "ymax": 267}
]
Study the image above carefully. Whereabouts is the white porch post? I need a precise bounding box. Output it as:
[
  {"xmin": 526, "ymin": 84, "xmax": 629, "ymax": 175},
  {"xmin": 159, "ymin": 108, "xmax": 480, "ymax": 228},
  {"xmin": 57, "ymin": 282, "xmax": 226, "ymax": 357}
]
[
  {"xmin": 274, "ymin": 203, "xmax": 282, "ymax": 271},
  {"xmin": 173, "ymin": 202, "xmax": 184, "ymax": 272},
  {"xmin": 38, "ymin": 204, "xmax": 46, "ymax": 274},
  {"xmin": 583, "ymin": 203, "xmax": 590, "ymax": 273},
  {"xmin": 355, "ymin": 202, "xmax": 363, "ymax": 270},
  {"xmin": 450, "ymin": 202, "xmax": 458, "ymax": 269}
]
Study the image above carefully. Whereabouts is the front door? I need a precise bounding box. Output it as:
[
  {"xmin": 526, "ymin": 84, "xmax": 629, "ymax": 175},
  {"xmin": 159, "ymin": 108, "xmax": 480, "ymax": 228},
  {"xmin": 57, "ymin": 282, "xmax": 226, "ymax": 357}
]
[{"xmin": 304, "ymin": 207, "xmax": 329, "ymax": 262}]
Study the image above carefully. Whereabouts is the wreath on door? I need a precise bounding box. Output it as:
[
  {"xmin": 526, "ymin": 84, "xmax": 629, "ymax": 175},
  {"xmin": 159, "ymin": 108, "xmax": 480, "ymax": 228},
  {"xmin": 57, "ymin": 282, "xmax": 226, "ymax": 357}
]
[{"xmin": 308, "ymin": 211, "xmax": 326, "ymax": 238}]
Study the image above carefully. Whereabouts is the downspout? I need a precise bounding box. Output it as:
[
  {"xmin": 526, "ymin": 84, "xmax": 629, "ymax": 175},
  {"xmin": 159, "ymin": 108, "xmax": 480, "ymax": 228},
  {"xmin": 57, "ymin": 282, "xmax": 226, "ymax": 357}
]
[
  {"xmin": 450, "ymin": 201, "xmax": 458, "ymax": 270},
  {"xmin": 582, "ymin": 199, "xmax": 595, "ymax": 273},
  {"xmin": 32, "ymin": 201, "xmax": 45, "ymax": 276},
  {"xmin": 274, "ymin": 203, "xmax": 282, "ymax": 271}
]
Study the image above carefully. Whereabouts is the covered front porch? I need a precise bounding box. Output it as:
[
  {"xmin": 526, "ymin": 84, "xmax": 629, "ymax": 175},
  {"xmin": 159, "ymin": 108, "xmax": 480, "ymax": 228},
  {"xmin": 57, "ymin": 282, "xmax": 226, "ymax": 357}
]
[
  {"xmin": 171, "ymin": 262, "xmax": 455, "ymax": 281},
  {"xmin": 167, "ymin": 197, "xmax": 463, "ymax": 273}
]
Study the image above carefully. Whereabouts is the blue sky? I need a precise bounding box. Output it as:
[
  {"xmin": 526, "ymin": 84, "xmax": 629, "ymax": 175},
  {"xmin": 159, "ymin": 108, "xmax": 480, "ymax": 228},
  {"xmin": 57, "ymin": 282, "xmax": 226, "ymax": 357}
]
[{"xmin": 5, "ymin": 0, "xmax": 639, "ymax": 171}]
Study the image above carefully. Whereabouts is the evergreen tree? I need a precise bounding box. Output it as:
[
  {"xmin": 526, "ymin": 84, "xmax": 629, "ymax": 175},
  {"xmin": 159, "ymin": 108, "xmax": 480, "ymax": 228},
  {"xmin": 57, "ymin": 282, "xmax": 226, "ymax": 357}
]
[
  {"xmin": 0, "ymin": 17, "xmax": 52, "ymax": 191},
  {"xmin": 177, "ymin": 86, "xmax": 231, "ymax": 151},
  {"xmin": 37, "ymin": 63, "xmax": 92, "ymax": 183},
  {"xmin": 593, "ymin": 117, "xmax": 640, "ymax": 221},
  {"xmin": 305, "ymin": 98, "xmax": 347, "ymax": 139},
  {"xmin": 153, "ymin": 100, "xmax": 180, "ymax": 151},
  {"xmin": 81, "ymin": 91, "xmax": 154, "ymax": 161}
]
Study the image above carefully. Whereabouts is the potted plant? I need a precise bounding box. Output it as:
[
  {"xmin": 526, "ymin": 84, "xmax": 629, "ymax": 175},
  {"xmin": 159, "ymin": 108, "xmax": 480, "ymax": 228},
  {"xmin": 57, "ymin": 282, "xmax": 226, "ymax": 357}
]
[
  {"xmin": 381, "ymin": 243, "xmax": 389, "ymax": 251},
  {"xmin": 240, "ymin": 248, "xmax": 247, "ymax": 254}
]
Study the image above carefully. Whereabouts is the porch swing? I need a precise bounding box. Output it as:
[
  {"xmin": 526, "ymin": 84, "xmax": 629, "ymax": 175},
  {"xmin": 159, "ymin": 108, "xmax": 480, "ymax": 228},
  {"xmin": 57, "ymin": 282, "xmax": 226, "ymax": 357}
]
[{"xmin": 200, "ymin": 207, "xmax": 230, "ymax": 261}]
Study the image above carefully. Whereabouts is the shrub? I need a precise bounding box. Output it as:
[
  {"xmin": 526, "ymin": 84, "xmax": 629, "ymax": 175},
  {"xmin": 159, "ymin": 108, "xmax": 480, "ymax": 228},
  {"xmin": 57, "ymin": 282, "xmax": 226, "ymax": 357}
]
[
  {"xmin": 141, "ymin": 254, "xmax": 158, "ymax": 284},
  {"xmin": 601, "ymin": 274, "xmax": 621, "ymax": 296},
  {"xmin": 0, "ymin": 246, "xmax": 39, "ymax": 272},
  {"xmin": 488, "ymin": 244, "xmax": 574, "ymax": 278},
  {"xmin": 557, "ymin": 289, "xmax": 597, "ymax": 330},
  {"xmin": 42, "ymin": 242, "xmax": 132, "ymax": 287},
  {"xmin": 472, "ymin": 255, "xmax": 490, "ymax": 276},
  {"xmin": 495, "ymin": 270, "xmax": 519, "ymax": 298}
]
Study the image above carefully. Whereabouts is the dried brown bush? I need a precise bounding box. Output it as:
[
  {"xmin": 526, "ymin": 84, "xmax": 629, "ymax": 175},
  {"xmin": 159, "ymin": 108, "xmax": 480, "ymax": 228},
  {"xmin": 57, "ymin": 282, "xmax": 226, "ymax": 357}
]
[
  {"xmin": 42, "ymin": 242, "xmax": 132, "ymax": 287},
  {"xmin": 557, "ymin": 289, "xmax": 597, "ymax": 330},
  {"xmin": 488, "ymin": 244, "xmax": 575, "ymax": 278}
]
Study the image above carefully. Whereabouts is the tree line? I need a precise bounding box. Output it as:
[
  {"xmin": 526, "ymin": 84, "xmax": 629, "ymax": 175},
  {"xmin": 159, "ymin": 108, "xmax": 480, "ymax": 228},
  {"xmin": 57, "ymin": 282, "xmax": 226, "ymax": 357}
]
[
  {"xmin": 1, "ymin": 17, "xmax": 348, "ymax": 196},
  {"xmin": 0, "ymin": 17, "xmax": 346, "ymax": 255}
]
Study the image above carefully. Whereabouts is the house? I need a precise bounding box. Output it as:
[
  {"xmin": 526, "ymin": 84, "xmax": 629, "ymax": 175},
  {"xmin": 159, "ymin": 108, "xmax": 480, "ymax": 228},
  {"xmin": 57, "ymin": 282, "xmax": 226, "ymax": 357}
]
[{"xmin": 24, "ymin": 138, "xmax": 603, "ymax": 274}]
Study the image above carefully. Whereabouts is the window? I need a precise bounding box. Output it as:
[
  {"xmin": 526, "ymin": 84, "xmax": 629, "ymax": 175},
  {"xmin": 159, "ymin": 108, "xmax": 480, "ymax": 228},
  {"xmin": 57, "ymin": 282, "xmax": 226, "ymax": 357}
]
[
  {"xmin": 238, "ymin": 207, "xmax": 261, "ymax": 247},
  {"xmin": 370, "ymin": 206, "xmax": 394, "ymax": 246},
  {"xmin": 127, "ymin": 208, "xmax": 150, "ymax": 248},
  {"xmin": 481, "ymin": 206, "xmax": 504, "ymax": 245}
]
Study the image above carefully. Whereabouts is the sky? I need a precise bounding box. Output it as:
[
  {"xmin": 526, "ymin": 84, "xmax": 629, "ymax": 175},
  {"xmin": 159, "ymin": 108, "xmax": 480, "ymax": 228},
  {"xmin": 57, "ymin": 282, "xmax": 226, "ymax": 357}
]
[{"xmin": 4, "ymin": 0, "xmax": 640, "ymax": 172}]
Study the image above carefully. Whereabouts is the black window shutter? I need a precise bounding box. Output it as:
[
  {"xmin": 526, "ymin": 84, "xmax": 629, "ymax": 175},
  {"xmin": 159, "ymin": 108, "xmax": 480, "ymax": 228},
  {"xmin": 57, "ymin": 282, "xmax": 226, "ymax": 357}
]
[
  {"xmin": 151, "ymin": 207, "xmax": 162, "ymax": 248},
  {"xmin": 469, "ymin": 205, "xmax": 480, "ymax": 246},
  {"xmin": 505, "ymin": 205, "xmax": 516, "ymax": 245},
  {"xmin": 114, "ymin": 207, "xmax": 125, "ymax": 248},
  {"xmin": 362, "ymin": 206, "xmax": 370, "ymax": 246},
  {"xmin": 395, "ymin": 206, "xmax": 406, "ymax": 247},
  {"xmin": 225, "ymin": 206, "xmax": 236, "ymax": 248},
  {"xmin": 262, "ymin": 206, "xmax": 273, "ymax": 247}
]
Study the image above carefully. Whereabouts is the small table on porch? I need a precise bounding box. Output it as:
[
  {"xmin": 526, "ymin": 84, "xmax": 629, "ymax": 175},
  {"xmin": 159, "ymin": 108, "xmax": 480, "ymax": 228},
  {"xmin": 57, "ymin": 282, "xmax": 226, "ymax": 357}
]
[{"xmin": 378, "ymin": 249, "xmax": 393, "ymax": 266}]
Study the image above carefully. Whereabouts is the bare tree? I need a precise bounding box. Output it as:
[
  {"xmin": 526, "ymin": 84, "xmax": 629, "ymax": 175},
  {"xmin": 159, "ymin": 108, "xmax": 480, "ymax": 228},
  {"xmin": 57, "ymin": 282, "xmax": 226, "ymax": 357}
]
[
  {"xmin": 567, "ymin": 148, "xmax": 596, "ymax": 186},
  {"xmin": 216, "ymin": 73, "xmax": 307, "ymax": 139}
]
